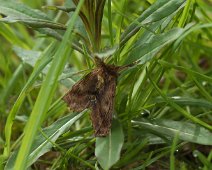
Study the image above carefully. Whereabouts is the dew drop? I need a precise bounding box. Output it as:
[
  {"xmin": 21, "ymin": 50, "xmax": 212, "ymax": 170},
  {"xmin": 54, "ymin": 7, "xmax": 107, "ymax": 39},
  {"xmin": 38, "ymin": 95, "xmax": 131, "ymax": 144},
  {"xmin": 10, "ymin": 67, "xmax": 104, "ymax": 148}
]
[{"xmin": 193, "ymin": 150, "xmax": 198, "ymax": 157}]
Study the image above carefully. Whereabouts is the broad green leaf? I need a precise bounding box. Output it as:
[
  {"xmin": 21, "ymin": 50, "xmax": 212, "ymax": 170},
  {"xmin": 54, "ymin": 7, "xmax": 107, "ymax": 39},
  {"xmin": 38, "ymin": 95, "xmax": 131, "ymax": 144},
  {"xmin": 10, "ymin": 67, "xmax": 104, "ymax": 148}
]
[
  {"xmin": 124, "ymin": 28, "xmax": 184, "ymax": 64},
  {"xmin": 141, "ymin": 0, "xmax": 185, "ymax": 24},
  {"xmin": 95, "ymin": 120, "xmax": 124, "ymax": 170},
  {"xmin": 155, "ymin": 97, "xmax": 212, "ymax": 109},
  {"xmin": 132, "ymin": 119, "xmax": 212, "ymax": 145},
  {"xmin": 0, "ymin": 0, "xmax": 66, "ymax": 30},
  {"xmin": 13, "ymin": 46, "xmax": 78, "ymax": 88},
  {"xmin": 13, "ymin": 46, "xmax": 41, "ymax": 67},
  {"xmin": 0, "ymin": 0, "xmax": 49, "ymax": 19},
  {"xmin": 132, "ymin": 10, "xmax": 182, "ymax": 50},
  {"xmin": 120, "ymin": 0, "xmax": 185, "ymax": 46},
  {"xmin": 5, "ymin": 111, "xmax": 86, "ymax": 170},
  {"xmin": 13, "ymin": 46, "xmax": 53, "ymax": 74}
]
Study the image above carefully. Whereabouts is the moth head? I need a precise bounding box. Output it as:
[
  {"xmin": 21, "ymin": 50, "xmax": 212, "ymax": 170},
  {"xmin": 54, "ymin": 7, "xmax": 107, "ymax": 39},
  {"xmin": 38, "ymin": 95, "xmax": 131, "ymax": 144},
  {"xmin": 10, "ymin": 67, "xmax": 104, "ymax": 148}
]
[{"xmin": 94, "ymin": 56, "xmax": 105, "ymax": 67}]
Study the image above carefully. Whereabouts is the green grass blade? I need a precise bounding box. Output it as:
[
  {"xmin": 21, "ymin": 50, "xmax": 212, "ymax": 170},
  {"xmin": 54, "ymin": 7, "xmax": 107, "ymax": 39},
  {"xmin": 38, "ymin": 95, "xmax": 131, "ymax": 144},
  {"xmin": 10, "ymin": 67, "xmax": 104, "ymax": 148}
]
[
  {"xmin": 124, "ymin": 28, "xmax": 184, "ymax": 64},
  {"xmin": 120, "ymin": 0, "xmax": 185, "ymax": 46},
  {"xmin": 0, "ymin": 64, "xmax": 24, "ymax": 104},
  {"xmin": 3, "ymin": 42, "xmax": 56, "ymax": 159},
  {"xmin": 170, "ymin": 133, "xmax": 179, "ymax": 170},
  {"xmin": 13, "ymin": 1, "xmax": 85, "ymax": 169},
  {"xmin": 178, "ymin": 0, "xmax": 192, "ymax": 27},
  {"xmin": 147, "ymin": 69, "xmax": 212, "ymax": 131},
  {"xmin": 107, "ymin": 0, "xmax": 113, "ymax": 46}
]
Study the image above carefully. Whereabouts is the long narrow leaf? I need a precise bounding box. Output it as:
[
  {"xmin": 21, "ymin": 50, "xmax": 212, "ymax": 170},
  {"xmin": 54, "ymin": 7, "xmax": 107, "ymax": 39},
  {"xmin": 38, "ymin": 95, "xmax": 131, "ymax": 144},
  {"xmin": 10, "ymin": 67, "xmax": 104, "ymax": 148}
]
[
  {"xmin": 13, "ymin": 1, "xmax": 85, "ymax": 169},
  {"xmin": 0, "ymin": 0, "xmax": 66, "ymax": 30},
  {"xmin": 132, "ymin": 119, "xmax": 212, "ymax": 145},
  {"xmin": 120, "ymin": 0, "xmax": 185, "ymax": 46},
  {"xmin": 3, "ymin": 42, "xmax": 56, "ymax": 159},
  {"xmin": 124, "ymin": 28, "xmax": 184, "ymax": 64}
]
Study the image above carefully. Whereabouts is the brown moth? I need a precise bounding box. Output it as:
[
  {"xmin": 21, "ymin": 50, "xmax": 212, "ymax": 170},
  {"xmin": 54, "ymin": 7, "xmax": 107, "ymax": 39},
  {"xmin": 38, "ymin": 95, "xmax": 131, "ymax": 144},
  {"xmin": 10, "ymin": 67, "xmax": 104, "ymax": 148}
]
[{"xmin": 63, "ymin": 56, "xmax": 133, "ymax": 137}]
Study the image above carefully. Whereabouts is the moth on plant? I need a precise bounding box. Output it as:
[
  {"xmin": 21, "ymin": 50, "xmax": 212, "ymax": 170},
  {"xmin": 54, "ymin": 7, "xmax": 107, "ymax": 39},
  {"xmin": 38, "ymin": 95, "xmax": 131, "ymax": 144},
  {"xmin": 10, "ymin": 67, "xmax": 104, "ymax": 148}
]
[{"xmin": 63, "ymin": 56, "xmax": 135, "ymax": 137}]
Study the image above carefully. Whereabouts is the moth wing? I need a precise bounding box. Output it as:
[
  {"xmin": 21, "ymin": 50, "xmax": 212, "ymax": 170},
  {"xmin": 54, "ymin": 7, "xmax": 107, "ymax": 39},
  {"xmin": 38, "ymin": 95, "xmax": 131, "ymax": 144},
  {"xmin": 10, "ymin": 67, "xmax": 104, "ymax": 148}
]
[
  {"xmin": 63, "ymin": 69, "xmax": 100, "ymax": 112},
  {"xmin": 63, "ymin": 93, "xmax": 94, "ymax": 112},
  {"xmin": 91, "ymin": 76, "xmax": 117, "ymax": 136}
]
